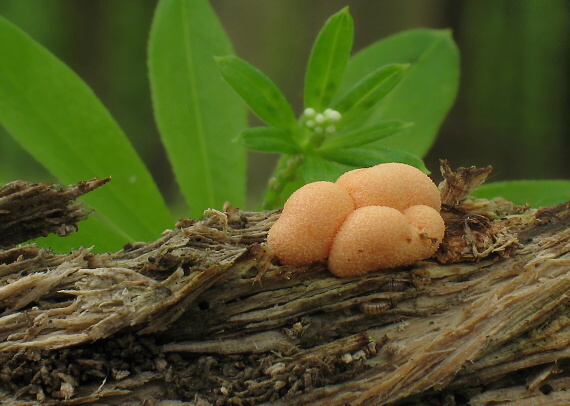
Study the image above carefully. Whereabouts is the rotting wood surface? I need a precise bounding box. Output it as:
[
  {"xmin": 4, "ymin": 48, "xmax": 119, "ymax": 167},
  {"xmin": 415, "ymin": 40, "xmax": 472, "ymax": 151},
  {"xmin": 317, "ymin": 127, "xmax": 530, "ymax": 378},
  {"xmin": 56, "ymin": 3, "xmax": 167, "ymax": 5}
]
[{"xmin": 1, "ymin": 163, "xmax": 570, "ymax": 405}]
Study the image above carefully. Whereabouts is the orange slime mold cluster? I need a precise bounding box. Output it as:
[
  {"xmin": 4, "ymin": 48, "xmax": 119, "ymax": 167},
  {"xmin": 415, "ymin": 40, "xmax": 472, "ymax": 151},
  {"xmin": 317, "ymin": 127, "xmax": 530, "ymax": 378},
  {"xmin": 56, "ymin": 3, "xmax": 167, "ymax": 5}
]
[{"xmin": 267, "ymin": 163, "xmax": 445, "ymax": 277}]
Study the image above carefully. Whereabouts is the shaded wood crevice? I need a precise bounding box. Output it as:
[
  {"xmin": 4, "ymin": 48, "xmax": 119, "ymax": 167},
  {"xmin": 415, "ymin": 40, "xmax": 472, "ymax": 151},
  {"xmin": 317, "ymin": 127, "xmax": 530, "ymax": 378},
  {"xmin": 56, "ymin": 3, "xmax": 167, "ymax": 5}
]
[{"xmin": 1, "ymin": 164, "xmax": 570, "ymax": 405}]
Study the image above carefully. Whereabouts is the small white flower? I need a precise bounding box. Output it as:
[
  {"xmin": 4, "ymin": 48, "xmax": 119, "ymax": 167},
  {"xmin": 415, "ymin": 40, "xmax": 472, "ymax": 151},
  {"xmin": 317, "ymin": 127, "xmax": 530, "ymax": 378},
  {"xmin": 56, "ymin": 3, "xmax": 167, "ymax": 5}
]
[
  {"xmin": 303, "ymin": 107, "xmax": 316, "ymax": 117},
  {"xmin": 324, "ymin": 108, "xmax": 342, "ymax": 122},
  {"xmin": 315, "ymin": 113, "xmax": 325, "ymax": 124},
  {"xmin": 306, "ymin": 120, "xmax": 315, "ymax": 128},
  {"xmin": 325, "ymin": 125, "xmax": 336, "ymax": 133},
  {"xmin": 314, "ymin": 126, "xmax": 324, "ymax": 133}
]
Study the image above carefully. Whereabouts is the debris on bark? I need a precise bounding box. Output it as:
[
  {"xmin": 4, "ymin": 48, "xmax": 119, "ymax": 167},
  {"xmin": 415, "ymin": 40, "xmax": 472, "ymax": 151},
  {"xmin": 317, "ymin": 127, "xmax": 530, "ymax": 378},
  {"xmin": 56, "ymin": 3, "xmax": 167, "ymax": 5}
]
[{"xmin": 2, "ymin": 164, "xmax": 570, "ymax": 405}]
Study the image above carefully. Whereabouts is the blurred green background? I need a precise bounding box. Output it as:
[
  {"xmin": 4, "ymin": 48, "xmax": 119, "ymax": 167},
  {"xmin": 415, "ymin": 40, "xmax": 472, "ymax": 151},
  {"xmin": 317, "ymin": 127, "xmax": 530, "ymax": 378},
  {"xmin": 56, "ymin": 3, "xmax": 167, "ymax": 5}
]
[{"xmin": 0, "ymin": 0, "xmax": 568, "ymax": 210}]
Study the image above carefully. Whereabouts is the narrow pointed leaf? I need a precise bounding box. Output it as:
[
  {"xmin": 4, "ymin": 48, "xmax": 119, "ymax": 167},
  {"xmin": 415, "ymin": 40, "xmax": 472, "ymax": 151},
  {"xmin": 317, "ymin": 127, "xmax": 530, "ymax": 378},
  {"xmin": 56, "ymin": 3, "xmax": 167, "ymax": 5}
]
[
  {"xmin": 304, "ymin": 6, "xmax": 354, "ymax": 111},
  {"xmin": 238, "ymin": 127, "xmax": 300, "ymax": 154},
  {"xmin": 216, "ymin": 55, "xmax": 297, "ymax": 130},
  {"xmin": 320, "ymin": 147, "xmax": 428, "ymax": 173},
  {"xmin": 149, "ymin": 0, "xmax": 247, "ymax": 218},
  {"xmin": 0, "ymin": 16, "xmax": 173, "ymax": 251},
  {"xmin": 318, "ymin": 120, "xmax": 412, "ymax": 151},
  {"xmin": 472, "ymin": 180, "xmax": 570, "ymax": 208},
  {"xmin": 337, "ymin": 29, "xmax": 459, "ymax": 157},
  {"xmin": 303, "ymin": 154, "xmax": 351, "ymax": 183},
  {"xmin": 333, "ymin": 64, "xmax": 408, "ymax": 128}
]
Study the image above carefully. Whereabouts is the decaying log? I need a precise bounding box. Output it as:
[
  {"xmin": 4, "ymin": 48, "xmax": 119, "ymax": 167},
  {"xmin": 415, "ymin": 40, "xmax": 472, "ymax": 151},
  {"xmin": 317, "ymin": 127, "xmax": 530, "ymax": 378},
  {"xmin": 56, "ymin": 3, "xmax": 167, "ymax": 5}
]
[
  {"xmin": 2, "ymin": 165, "xmax": 570, "ymax": 405},
  {"xmin": 0, "ymin": 178, "xmax": 110, "ymax": 247}
]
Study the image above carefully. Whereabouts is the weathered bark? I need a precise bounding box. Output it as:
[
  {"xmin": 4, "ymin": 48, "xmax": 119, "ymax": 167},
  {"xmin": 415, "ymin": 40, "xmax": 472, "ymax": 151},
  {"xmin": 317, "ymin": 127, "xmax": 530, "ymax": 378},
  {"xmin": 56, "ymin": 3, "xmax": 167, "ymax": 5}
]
[{"xmin": 1, "ymin": 166, "xmax": 570, "ymax": 405}]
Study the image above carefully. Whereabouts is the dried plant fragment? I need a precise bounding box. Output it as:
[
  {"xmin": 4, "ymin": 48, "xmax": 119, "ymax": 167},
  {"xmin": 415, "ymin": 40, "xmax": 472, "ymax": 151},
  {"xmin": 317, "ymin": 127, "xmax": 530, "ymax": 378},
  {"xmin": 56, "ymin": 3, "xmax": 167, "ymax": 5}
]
[
  {"xmin": 0, "ymin": 178, "xmax": 110, "ymax": 247},
  {"xmin": 436, "ymin": 162, "xmax": 523, "ymax": 264},
  {"xmin": 438, "ymin": 159, "xmax": 493, "ymax": 207}
]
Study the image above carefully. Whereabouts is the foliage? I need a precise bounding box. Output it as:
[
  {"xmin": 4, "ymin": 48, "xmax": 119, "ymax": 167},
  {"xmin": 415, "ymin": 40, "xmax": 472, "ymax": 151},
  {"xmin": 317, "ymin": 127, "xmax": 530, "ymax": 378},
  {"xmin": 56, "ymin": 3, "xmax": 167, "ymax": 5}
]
[
  {"xmin": 218, "ymin": 8, "xmax": 459, "ymax": 208},
  {"xmin": 148, "ymin": 0, "xmax": 247, "ymax": 219},
  {"xmin": 473, "ymin": 181, "xmax": 570, "ymax": 208},
  {"xmin": 0, "ymin": 13, "xmax": 173, "ymax": 251},
  {"xmin": 0, "ymin": 2, "xmax": 459, "ymax": 252}
]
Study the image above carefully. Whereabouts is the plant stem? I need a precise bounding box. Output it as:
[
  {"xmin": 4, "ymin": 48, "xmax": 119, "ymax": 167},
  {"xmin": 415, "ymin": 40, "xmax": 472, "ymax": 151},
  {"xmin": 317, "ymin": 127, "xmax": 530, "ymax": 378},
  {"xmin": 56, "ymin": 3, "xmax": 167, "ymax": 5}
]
[{"xmin": 261, "ymin": 154, "xmax": 303, "ymax": 210}]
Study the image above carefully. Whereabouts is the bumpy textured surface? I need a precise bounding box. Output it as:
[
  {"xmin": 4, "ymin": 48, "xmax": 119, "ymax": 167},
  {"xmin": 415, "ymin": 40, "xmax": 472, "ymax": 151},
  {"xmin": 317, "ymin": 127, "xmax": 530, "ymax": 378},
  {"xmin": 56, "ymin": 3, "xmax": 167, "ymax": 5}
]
[
  {"xmin": 336, "ymin": 162, "xmax": 441, "ymax": 211},
  {"xmin": 328, "ymin": 206, "xmax": 416, "ymax": 277},
  {"xmin": 267, "ymin": 181, "xmax": 354, "ymax": 266},
  {"xmin": 403, "ymin": 205, "xmax": 446, "ymax": 260},
  {"xmin": 268, "ymin": 163, "xmax": 444, "ymax": 276}
]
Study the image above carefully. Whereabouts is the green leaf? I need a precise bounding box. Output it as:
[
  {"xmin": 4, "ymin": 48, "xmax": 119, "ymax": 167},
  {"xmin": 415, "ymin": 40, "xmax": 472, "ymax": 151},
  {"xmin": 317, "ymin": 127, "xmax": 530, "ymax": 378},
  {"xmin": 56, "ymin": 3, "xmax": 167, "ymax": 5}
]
[
  {"xmin": 32, "ymin": 214, "xmax": 130, "ymax": 253},
  {"xmin": 472, "ymin": 180, "xmax": 570, "ymax": 208},
  {"xmin": 304, "ymin": 6, "xmax": 354, "ymax": 111},
  {"xmin": 216, "ymin": 55, "xmax": 297, "ymax": 130},
  {"xmin": 337, "ymin": 29, "xmax": 460, "ymax": 157},
  {"xmin": 237, "ymin": 127, "xmax": 300, "ymax": 154},
  {"xmin": 0, "ymin": 15, "xmax": 173, "ymax": 251},
  {"xmin": 333, "ymin": 64, "xmax": 408, "ymax": 128},
  {"xmin": 303, "ymin": 154, "xmax": 351, "ymax": 183},
  {"xmin": 0, "ymin": 127, "xmax": 54, "ymax": 185},
  {"xmin": 318, "ymin": 120, "xmax": 412, "ymax": 151},
  {"xmin": 320, "ymin": 147, "xmax": 428, "ymax": 173},
  {"xmin": 149, "ymin": 0, "xmax": 247, "ymax": 218}
]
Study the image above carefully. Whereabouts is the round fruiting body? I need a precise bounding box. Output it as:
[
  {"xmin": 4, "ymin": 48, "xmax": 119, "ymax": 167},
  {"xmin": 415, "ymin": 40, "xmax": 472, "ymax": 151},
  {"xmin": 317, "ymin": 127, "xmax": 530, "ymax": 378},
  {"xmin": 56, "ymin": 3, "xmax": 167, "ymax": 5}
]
[
  {"xmin": 336, "ymin": 162, "xmax": 441, "ymax": 211},
  {"xmin": 403, "ymin": 204, "xmax": 446, "ymax": 261},
  {"xmin": 267, "ymin": 181, "xmax": 354, "ymax": 266},
  {"xmin": 327, "ymin": 206, "xmax": 417, "ymax": 277},
  {"xmin": 327, "ymin": 204, "xmax": 445, "ymax": 277}
]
